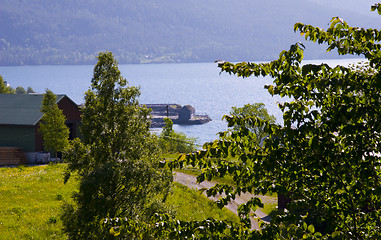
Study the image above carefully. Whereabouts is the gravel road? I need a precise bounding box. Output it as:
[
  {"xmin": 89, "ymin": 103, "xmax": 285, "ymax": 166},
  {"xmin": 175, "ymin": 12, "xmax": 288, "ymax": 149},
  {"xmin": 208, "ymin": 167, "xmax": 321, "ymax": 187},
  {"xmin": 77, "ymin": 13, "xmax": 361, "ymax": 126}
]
[{"xmin": 173, "ymin": 171, "xmax": 276, "ymax": 230}]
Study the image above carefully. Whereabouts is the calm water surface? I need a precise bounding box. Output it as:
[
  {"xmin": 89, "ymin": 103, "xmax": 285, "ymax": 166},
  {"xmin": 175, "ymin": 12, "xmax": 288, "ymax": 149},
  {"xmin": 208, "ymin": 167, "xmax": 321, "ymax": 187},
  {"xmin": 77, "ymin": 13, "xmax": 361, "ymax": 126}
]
[{"xmin": 0, "ymin": 59, "xmax": 363, "ymax": 145}]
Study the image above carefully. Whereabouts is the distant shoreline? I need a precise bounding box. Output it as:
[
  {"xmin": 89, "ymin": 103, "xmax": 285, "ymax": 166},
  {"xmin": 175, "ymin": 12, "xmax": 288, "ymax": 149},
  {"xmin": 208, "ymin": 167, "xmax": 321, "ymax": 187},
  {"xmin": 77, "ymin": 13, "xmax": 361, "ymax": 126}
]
[{"xmin": 0, "ymin": 57, "xmax": 365, "ymax": 67}]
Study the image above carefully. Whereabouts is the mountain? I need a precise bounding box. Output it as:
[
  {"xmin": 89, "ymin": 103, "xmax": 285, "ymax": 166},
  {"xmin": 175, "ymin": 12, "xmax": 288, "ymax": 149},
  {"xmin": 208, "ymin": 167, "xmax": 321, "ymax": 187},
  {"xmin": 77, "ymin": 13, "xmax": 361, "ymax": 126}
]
[{"xmin": 0, "ymin": 0, "xmax": 379, "ymax": 65}]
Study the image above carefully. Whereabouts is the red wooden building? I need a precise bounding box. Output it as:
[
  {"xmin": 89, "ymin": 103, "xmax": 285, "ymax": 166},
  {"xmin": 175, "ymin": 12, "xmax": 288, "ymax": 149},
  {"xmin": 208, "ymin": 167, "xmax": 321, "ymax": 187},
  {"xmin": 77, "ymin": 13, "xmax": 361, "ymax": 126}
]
[{"xmin": 0, "ymin": 93, "xmax": 81, "ymax": 164}]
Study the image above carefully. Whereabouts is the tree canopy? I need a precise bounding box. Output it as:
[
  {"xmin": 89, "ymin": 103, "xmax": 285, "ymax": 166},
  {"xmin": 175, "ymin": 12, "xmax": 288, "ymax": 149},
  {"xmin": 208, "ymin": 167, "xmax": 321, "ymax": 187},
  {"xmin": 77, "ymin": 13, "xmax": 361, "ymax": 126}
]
[
  {"xmin": 229, "ymin": 103, "xmax": 276, "ymax": 143},
  {"xmin": 0, "ymin": 75, "xmax": 36, "ymax": 94},
  {"xmin": 62, "ymin": 52, "xmax": 172, "ymax": 239},
  {"xmin": 154, "ymin": 4, "xmax": 381, "ymax": 239},
  {"xmin": 0, "ymin": 75, "xmax": 15, "ymax": 93},
  {"xmin": 39, "ymin": 89, "xmax": 69, "ymax": 161},
  {"xmin": 15, "ymin": 86, "xmax": 26, "ymax": 94},
  {"xmin": 27, "ymin": 87, "xmax": 35, "ymax": 94}
]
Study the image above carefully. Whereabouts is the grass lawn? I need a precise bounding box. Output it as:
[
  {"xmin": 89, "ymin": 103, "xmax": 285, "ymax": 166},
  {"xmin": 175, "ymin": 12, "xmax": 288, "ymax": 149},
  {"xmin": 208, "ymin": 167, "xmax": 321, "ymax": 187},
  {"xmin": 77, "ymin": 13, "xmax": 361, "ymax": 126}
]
[
  {"xmin": 0, "ymin": 164, "xmax": 239, "ymax": 239},
  {"xmin": 167, "ymin": 182, "xmax": 238, "ymax": 223},
  {"xmin": 0, "ymin": 164, "xmax": 76, "ymax": 240}
]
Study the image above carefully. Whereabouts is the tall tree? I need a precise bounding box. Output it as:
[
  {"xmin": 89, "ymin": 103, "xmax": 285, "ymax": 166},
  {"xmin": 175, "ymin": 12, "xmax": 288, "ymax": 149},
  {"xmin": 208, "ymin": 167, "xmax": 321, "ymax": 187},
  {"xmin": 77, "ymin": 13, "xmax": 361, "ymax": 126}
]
[
  {"xmin": 150, "ymin": 4, "xmax": 381, "ymax": 239},
  {"xmin": 62, "ymin": 52, "xmax": 172, "ymax": 239},
  {"xmin": 39, "ymin": 89, "xmax": 70, "ymax": 161}
]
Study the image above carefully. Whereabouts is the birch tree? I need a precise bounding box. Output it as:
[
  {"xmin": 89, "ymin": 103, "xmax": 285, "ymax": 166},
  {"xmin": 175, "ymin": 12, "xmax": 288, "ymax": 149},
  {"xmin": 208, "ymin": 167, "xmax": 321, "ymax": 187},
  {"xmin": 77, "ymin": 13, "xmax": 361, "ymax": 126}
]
[{"xmin": 62, "ymin": 52, "xmax": 172, "ymax": 239}]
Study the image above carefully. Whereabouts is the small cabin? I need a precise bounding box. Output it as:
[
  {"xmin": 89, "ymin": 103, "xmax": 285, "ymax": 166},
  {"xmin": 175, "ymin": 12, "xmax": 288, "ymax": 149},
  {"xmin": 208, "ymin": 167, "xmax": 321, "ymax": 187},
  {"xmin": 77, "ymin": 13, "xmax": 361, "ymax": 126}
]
[{"xmin": 178, "ymin": 105, "xmax": 195, "ymax": 121}]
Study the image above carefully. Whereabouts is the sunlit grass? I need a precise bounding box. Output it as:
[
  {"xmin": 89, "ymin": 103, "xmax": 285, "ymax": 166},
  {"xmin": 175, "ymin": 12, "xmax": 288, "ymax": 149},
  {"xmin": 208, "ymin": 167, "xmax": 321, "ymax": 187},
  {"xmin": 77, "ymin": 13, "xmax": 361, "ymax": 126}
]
[
  {"xmin": 0, "ymin": 164, "xmax": 76, "ymax": 240},
  {"xmin": 167, "ymin": 182, "xmax": 239, "ymax": 223},
  {"xmin": 259, "ymin": 202, "xmax": 278, "ymax": 216},
  {"xmin": 0, "ymin": 164, "xmax": 239, "ymax": 239}
]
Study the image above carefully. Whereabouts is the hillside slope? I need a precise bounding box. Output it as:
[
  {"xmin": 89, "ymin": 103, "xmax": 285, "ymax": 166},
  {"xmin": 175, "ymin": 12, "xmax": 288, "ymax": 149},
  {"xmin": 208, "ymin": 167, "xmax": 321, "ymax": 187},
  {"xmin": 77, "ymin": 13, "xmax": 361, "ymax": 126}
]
[{"xmin": 0, "ymin": 0, "xmax": 379, "ymax": 65}]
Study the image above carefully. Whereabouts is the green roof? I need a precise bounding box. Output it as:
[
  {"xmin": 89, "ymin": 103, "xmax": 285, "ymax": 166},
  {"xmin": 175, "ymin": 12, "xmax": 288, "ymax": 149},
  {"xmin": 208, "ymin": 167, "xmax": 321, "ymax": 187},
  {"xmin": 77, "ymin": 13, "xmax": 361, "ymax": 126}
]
[{"xmin": 0, "ymin": 94, "xmax": 65, "ymax": 126}]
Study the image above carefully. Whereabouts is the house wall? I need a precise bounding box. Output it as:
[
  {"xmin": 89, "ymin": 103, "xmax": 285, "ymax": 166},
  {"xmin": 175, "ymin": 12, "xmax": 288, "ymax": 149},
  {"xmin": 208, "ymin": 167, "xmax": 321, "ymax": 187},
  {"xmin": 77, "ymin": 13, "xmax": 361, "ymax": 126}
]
[
  {"xmin": 0, "ymin": 95, "xmax": 83, "ymax": 164},
  {"xmin": 57, "ymin": 96, "xmax": 82, "ymax": 139},
  {"xmin": 58, "ymin": 96, "xmax": 81, "ymax": 121},
  {"xmin": 178, "ymin": 106, "xmax": 195, "ymax": 121},
  {"xmin": 34, "ymin": 96, "xmax": 83, "ymax": 153},
  {"xmin": 34, "ymin": 123, "xmax": 43, "ymax": 152},
  {"xmin": 0, "ymin": 125, "xmax": 36, "ymax": 152}
]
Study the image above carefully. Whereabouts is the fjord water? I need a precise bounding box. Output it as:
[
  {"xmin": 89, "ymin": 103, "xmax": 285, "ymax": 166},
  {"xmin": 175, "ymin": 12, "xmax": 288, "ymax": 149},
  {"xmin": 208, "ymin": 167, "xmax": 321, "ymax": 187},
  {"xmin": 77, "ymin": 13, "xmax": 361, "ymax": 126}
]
[{"xmin": 0, "ymin": 59, "xmax": 362, "ymax": 145}]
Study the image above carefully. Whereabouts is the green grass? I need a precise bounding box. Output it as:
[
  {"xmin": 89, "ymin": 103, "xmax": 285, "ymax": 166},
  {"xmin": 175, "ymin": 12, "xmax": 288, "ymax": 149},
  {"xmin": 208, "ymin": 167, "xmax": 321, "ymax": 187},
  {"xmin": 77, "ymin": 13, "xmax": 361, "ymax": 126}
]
[
  {"xmin": 259, "ymin": 202, "xmax": 278, "ymax": 216},
  {"xmin": 167, "ymin": 182, "xmax": 239, "ymax": 223},
  {"xmin": 0, "ymin": 164, "xmax": 239, "ymax": 239},
  {"xmin": 0, "ymin": 164, "xmax": 76, "ymax": 240}
]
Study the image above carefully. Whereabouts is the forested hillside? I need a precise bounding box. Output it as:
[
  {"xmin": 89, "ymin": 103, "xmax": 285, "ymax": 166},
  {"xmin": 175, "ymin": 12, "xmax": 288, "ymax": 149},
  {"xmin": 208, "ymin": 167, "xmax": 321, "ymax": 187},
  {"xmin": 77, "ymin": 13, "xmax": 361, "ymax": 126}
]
[{"xmin": 0, "ymin": 0, "xmax": 378, "ymax": 65}]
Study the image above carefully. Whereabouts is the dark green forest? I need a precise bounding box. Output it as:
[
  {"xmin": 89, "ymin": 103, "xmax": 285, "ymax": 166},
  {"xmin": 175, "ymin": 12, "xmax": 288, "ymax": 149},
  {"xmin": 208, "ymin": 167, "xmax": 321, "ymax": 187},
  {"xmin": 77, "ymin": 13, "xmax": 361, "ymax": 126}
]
[{"xmin": 1, "ymin": 0, "xmax": 379, "ymax": 65}]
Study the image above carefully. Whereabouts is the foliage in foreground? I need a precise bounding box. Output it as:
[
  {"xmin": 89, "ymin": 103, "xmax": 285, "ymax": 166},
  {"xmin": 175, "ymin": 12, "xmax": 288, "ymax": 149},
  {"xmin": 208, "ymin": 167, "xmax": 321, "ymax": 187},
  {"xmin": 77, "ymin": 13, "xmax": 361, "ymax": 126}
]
[
  {"xmin": 156, "ymin": 5, "xmax": 381, "ymax": 240},
  {"xmin": 62, "ymin": 52, "xmax": 172, "ymax": 239}
]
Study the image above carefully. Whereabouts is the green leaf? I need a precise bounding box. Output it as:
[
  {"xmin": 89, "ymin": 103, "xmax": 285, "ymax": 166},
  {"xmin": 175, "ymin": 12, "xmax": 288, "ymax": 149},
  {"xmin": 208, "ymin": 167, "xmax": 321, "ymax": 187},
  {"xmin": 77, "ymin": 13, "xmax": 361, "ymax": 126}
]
[
  {"xmin": 371, "ymin": 4, "xmax": 381, "ymax": 15},
  {"xmin": 331, "ymin": 231, "xmax": 341, "ymax": 238},
  {"xmin": 314, "ymin": 232, "xmax": 322, "ymax": 237},
  {"xmin": 309, "ymin": 136, "xmax": 319, "ymax": 150},
  {"xmin": 197, "ymin": 173, "xmax": 205, "ymax": 183},
  {"xmin": 308, "ymin": 224, "xmax": 315, "ymax": 234},
  {"xmin": 110, "ymin": 227, "xmax": 121, "ymax": 236},
  {"xmin": 303, "ymin": 222, "xmax": 308, "ymax": 230},
  {"xmin": 178, "ymin": 154, "xmax": 186, "ymax": 161},
  {"xmin": 266, "ymin": 85, "xmax": 274, "ymax": 96}
]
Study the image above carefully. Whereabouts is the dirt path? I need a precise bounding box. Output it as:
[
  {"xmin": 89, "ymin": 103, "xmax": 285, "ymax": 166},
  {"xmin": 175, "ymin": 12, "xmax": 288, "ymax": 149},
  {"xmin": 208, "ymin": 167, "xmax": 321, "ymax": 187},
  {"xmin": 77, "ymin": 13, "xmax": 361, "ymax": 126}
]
[{"xmin": 173, "ymin": 171, "xmax": 276, "ymax": 230}]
